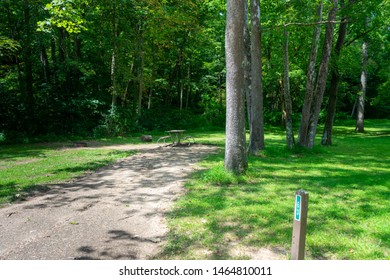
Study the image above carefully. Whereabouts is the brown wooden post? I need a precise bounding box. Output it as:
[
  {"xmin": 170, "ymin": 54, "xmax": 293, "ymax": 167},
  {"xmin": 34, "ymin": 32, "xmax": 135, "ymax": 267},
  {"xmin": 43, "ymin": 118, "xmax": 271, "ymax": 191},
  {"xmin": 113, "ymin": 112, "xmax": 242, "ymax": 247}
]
[{"xmin": 291, "ymin": 190, "xmax": 309, "ymax": 260}]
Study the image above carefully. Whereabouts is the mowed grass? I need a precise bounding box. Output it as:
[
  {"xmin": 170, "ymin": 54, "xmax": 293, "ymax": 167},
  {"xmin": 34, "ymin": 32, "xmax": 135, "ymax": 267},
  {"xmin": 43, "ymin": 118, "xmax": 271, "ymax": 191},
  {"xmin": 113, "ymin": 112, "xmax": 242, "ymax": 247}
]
[
  {"xmin": 160, "ymin": 120, "xmax": 390, "ymax": 260},
  {"xmin": 0, "ymin": 142, "xmax": 135, "ymax": 205}
]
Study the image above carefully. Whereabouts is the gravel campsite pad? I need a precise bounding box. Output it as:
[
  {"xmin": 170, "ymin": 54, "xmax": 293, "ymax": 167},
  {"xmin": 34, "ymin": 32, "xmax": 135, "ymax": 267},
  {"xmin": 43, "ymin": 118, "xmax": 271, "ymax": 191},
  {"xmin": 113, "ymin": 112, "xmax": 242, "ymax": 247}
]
[{"xmin": 0, "ymin": 144, "xmax": 217, "ymax": 260}]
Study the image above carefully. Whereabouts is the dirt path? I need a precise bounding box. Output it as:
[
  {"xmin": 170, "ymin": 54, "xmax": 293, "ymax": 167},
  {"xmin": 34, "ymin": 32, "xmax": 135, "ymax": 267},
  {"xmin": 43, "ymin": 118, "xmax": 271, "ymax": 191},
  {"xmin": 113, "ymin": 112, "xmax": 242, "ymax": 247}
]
[{"xmin": 0, "ymin": 144, "xmax": 218, "ymax": 260}]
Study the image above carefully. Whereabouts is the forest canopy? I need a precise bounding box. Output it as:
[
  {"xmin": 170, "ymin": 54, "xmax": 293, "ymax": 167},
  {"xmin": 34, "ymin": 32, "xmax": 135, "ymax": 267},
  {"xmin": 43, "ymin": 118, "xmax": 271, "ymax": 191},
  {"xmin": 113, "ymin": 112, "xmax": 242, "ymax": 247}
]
[{"xmin": 0, "ymin": 0, "xmax": 389, "ymax": 142}]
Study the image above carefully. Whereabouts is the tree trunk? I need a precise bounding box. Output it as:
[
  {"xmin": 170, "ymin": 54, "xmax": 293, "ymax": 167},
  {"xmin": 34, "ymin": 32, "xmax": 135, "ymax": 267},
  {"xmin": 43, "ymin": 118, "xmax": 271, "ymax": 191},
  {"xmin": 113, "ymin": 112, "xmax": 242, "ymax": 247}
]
[
  {"xmin": 147, "ymin": 51, "xmax": 156, "ymax": 110},
  {"xmin": 58, "ymin": 28, "xmax": 66, "ymax": 63},
  {"xmin": 298, "ymin": 1, "xmax": 323, "ymax": 147},
  {"xmin": 40, "ymin": 44, "xmax": 50, "ymax": 83},
  {"xmin": 243, "ymin": 0, "xmax": 252, "ymax": 125},
  {"xmin": 180, "ymin": 79, "xmax": 184, "ymax": 111},
  {"xmin": 23, "ymin": 0, "xmax": 35, "ymax": 134},
  {"xmin": 307, "ymin": 0, "xmax": 338, "ymax": 148},
  {"xmin": 138, "ymin": 45, "xmax": 144, "ymax": 116},
  {"xmin": 356, "ymin": 23, "xmax": 368, "ymax": 133},
  {"xmin": 111, "ymin": 50, "xmax": 118, "ymax": 109},
  {"xmin": 74, "ymin": 34, "xmax": 82, "ymax": 60},
  {"xmin": 186, "ymin": 64, "xmax": 191, "ymax": 109},
  {"xmin": 248, "ymin": 0, "xmax": 265, "ymax": 154},
  {"xmin": 283, "ymin": 26, "xmax": 295, "ymax": 149},
  {"xmin": 322, "ymin": 11, "xmax": 348, "ymax": 145},
  {"xmin": 225, "ymin": 0, "xmax": 247, "ymax": 174},
  {"xmin": 110, "ymin": 2, "xmax": 119, "ymax": 110}
]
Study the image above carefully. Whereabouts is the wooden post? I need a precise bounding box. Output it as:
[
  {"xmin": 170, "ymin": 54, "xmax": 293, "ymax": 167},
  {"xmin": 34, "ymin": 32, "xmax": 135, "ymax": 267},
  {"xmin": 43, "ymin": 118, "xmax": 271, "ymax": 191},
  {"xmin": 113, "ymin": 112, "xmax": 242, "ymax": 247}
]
[{"xmin": 291, "ymin": 190, "xmax": 309, "ymax": 260}]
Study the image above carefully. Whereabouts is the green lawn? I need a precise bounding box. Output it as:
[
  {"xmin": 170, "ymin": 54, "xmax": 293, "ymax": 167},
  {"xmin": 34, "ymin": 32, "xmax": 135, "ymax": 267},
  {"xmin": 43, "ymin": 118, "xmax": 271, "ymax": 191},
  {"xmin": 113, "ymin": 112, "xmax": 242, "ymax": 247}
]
[
  {"xmin": 160, "ymin": 119, "xmax": 390, "ymax": 260},
  {"xmin": 0, "ymin": 142, "xmax": 135, "ymax": 205},
  {"xmin": 0, "ymin": 121, "xmax": 389, "ymax": 260}
]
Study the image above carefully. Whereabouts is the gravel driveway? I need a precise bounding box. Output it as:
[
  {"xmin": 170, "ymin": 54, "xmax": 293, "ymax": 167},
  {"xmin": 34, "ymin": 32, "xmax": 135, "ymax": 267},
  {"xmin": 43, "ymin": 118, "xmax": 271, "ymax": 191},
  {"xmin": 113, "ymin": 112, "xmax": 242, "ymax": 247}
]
[{"xmin": 0, "ymin": 144, "xmax": 217, "ymax": 260}]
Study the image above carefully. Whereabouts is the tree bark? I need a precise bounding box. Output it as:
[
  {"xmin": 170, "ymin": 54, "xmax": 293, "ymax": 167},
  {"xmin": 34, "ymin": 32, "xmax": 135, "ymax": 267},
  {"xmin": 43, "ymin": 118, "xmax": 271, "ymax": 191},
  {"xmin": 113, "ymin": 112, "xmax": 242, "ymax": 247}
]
[
  {"xmin": 307, "ymin": 0, "xmax": 338, "ymax": 148},
  {"xmin": 298, "ymin": 1, "xmax": 323, "ymax": 147},
  {"xmin": 186, "ymin": 64, "xmax": 191, "ymax": 109},
  {"xmin": 283, "ymin": 26, "xmax": 295, "ymax": 149},
  {"xmin": 356, "ymin": 21, "xmax": 368, "ymax": 133},
  {"xmin": 23, "ymin": 0, "xmax": 35, "ymax": 133},
  {"xmin": 40, "ymin": 44, "xmax": 50, "ymax": 83},
  {"xmin": 138, "ymin": 30, "xmax": 144, "ymax": 116},
  {"xmin": 248, "ymin": 0, "xmax": 264, "ymax": 154},
  {"xmin": 243, "ymin": 0, "xmax": 252, "ymax": 126},
  {"xmin": 110, "ymin": 1, "xmax": 119, "ymax": 110},
  {"xmin": 225, "ymin": 0, "xmax": 247, "ymax": 174},
  {"xmin": 322, "ymin": 8, "xmax": 349, "ymax": 145}
]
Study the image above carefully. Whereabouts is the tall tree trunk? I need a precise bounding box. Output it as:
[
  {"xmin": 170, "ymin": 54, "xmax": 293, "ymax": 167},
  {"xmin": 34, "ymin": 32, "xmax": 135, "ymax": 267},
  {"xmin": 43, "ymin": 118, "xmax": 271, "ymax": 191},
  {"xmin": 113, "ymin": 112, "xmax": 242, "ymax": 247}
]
[
  {"xmin": 186, "ymin": 64, "xmax": 191, "ymax": 109},
  {"xmin": 307, "ymin": 0, "xmax": 338, "ymax": 148},
  {"xmin": 180, "ymin": 79, "xmax": 184, "ymax": 111},
  {"xmin": 248, "ymin": 0, "xmax": 264, "ymax": 154},
  {"xmin": 225, "ymin": 0, "xmax": 247, "ymax": 174},
  {"xmin": 243, "ymin": 0, "xmax": 252, "ymax": 125},
  {"xmin": 74, "ymin": 34, "xmax": 82, "ymax": 60},
  {"xmin": 147, "ymin": 50, "xmax": 156, "ymax": 110},
  {"xmin": 110, "ymin": 2, "xmax": 119, "ymax": 110},
  {"xmin": 283, "ymin": 26, "xmax": 295, "ymax": 149},
  {"xmin": 23, "ymin": 0, "xmax": 35, "ymax": 134},
  {"xmin": 50, "ymin": 36, "xmax": 57, "ymax": 65},
  {"xmin": 58, "ymin": 28, "xmax": 66, "ymax": 63},
  {"xmin": 356, "ymin": 21, "xmax": 368, "ymax": 133},
  {"xmin": 111, "ymin": 50, "xmax": 118, "ymax": 109},
  {"xmin": 123, "ymin": 61, "xmax": 134, "ymax": 106},
  {"xmin": 322, "ymin": 4, "xmax": 349, "ymax": 145},
  {"xmin": 40, "ymin": 44, "xmax": 50, "ymax": 83},
  {"xmin": 137, "ymin": 19, "xmax": 144, "ymax": 116},
  {"xmin": 298, "ymin": 1, "xmax": 323, "ymax": 146}
]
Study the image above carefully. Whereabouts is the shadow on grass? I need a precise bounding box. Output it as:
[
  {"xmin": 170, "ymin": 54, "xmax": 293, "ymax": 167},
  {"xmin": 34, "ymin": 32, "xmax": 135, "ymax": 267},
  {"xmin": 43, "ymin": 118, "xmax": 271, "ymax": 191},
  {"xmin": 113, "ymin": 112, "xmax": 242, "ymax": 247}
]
[{"xmin": 159, "ymin": 127, "xmax": 390, "ymax": 260}]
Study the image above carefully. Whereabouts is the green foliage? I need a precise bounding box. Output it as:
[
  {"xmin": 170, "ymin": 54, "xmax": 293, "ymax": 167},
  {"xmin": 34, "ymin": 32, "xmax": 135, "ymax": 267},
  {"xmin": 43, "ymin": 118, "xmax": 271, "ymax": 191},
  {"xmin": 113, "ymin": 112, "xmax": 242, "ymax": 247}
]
[
  {"xmin": 37, "ymin": 0, "xmax": 88, "ymax": 34},
  {"xmin": 103, "ymin": 107, "xmax": 137, "ymax": 136},
  {"xmin": 0, "ymin": 132, "xmax": 5, "ymax": 143},
  {"xmin": 0, "ymin": 37, "xmax": 21, "ymax": 60},
  {"xmin": 0, "ymin": 0, "xmax": 389, "ymax": 142},
  {"xmin": 139, "ymin": 109, "xmax": 206, "ymax": 131}
]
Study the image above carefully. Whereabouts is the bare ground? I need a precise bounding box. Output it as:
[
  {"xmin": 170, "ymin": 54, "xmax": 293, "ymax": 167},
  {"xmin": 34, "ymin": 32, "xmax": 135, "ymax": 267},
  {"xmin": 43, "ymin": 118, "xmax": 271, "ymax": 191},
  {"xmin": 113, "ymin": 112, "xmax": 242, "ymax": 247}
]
[{"xmin": 0, "ymin": 144, "xmax": 218, "ymax": 260}]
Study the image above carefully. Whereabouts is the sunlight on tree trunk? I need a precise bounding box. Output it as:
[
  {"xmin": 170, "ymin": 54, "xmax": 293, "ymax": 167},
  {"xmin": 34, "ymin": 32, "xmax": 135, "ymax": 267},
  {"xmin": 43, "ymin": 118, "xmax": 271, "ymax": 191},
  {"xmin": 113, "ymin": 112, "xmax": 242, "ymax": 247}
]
[{"xmin": 356, "ymin": 35, "xmax": 368, "ymax": 133}]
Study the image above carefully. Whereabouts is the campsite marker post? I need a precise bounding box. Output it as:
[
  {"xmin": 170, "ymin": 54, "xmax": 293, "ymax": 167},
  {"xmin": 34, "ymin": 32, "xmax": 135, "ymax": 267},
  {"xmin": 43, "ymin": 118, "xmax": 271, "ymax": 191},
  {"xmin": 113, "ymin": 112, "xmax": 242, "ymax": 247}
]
[{"xmin": 291, "ymin": 190, "xmax": 309, "ymax": 260}]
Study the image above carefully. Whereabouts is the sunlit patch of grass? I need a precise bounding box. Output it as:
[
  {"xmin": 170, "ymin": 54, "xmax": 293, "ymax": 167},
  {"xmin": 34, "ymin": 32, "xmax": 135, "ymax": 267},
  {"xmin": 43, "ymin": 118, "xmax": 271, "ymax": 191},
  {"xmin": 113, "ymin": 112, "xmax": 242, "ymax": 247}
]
[
  {"xmin": 160, "ymin": 120, "xmax": 390, "ymax": 260},
  {"xmin": 0, "ymin": 145, "xmax": 134, "ymax": 205}
]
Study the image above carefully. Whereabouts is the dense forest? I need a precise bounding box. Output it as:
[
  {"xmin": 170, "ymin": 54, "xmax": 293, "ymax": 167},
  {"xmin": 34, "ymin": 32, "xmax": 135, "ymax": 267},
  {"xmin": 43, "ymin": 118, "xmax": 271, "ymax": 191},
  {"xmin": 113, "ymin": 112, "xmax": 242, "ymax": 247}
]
[{"xmin": 0, "ymin": 0, "xmax": 389, "ymax": 143}]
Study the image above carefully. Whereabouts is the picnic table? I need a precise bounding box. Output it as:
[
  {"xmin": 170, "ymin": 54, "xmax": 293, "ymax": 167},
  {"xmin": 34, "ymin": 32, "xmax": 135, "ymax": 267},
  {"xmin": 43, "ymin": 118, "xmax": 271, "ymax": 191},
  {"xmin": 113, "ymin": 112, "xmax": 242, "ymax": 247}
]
[
  {"xmin": 157, "ymin": 130, "xmax": 195, "ymax": 146},
  {"xmin": 167, "ymin": 130, "xmax": 185, "ymax": 145}
]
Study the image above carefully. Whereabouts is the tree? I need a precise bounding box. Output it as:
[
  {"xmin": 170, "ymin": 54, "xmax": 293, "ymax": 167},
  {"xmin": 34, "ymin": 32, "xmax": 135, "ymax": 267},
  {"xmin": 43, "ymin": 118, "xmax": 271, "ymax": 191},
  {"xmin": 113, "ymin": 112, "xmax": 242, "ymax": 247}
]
[
  {"xmin": 356, "ymin": 19, "xmax": 369, "ymax": 133},
  {"xmin": 248, "ymin": 0, "xmax": 264, "ymax": 155},
  {"xmin": 306, "ymin": 0, "xmax": 338, "ymax": 149},
  {"xmin": 225, "ymin": 0, "xmax": 247, "ymax": 174},
  {"xmin": 282, "ymin": 26, "xmax": 294, "ymax": 149},
  {"xmin": 298, "ymin": 1, "xmax": 323, "ymax": 147},
  {"xmin": 322, "ymin": 0, "xmax": 351, "ymax": 145}
]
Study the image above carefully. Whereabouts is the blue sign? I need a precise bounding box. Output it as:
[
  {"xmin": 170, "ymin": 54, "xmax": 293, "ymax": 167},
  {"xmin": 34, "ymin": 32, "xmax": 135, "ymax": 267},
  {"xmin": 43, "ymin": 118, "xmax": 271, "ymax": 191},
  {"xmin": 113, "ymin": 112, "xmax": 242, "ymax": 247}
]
[{"xmin": 295, "ymin": 195, "xmax": 301, "ymax": 221}]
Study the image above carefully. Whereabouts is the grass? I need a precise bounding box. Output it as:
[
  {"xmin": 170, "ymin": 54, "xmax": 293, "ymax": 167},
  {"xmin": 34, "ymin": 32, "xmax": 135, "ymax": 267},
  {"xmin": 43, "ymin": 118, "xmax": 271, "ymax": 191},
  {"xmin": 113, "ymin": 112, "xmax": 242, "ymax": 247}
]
[
  {"xmin": 0, "ymin": 142, "xmax": 135, "ymax": 205},
  {"xmin": 1, "ymin": 120, "xmax": 389, "ymax": 260},
  {"xmin": 159, "ymin": 119, "xmax": 390, "ymax": 260}
]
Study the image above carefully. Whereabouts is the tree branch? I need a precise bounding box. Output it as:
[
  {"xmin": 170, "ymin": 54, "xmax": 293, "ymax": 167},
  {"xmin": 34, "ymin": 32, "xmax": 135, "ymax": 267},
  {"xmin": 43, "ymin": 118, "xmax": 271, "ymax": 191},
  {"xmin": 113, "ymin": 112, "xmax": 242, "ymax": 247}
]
[
  {"xmin": 344, "ymin": 26, "xmax": 376, "ymax": 47},
  {"xmin": 263, "ymin": 19, "xmax": 349, "ymax": 31}
]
